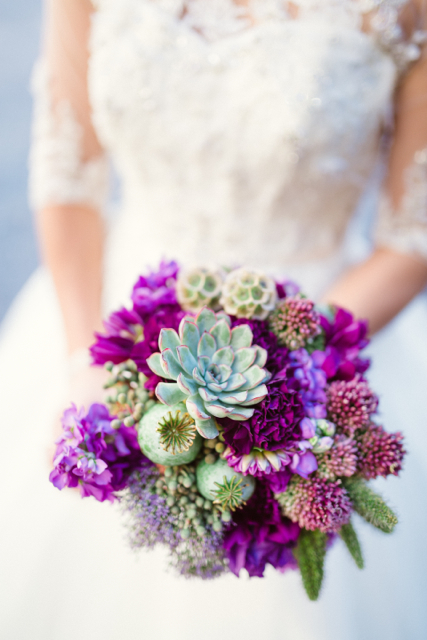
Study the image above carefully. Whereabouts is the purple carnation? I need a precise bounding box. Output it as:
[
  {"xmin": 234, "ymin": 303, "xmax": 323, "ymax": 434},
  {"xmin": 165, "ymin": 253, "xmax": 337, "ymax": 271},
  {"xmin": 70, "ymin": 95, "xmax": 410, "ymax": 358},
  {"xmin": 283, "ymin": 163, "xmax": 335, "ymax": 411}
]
[
  {"xmin": 223, "ymin": 483, "xmax": 300, "ymax": 577},
  {"xmin": 49, "ymin": 404, "xmax": 146, "ymax": 502},
  {"xmin": 320, "ymin": 307, "xmax": 370, "ymax": 381},
  {"xmin": 287, "ymin": 348, "xmax": 328, "ymax": 419},
  {"xmin": 222, "ymin": 377, "xmax": 305, "ymax": 455},
  {"xmin": 231, "ymin": 318, "xmax": 289, "ymax": 376}
]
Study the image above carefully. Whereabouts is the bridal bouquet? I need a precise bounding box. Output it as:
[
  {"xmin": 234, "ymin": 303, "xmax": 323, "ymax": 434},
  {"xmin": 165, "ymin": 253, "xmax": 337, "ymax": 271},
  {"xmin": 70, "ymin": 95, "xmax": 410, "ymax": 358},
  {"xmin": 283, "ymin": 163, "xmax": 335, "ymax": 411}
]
[{"xmin": 50, "ymin": 261, "xmax": 405, "ymax": 600}]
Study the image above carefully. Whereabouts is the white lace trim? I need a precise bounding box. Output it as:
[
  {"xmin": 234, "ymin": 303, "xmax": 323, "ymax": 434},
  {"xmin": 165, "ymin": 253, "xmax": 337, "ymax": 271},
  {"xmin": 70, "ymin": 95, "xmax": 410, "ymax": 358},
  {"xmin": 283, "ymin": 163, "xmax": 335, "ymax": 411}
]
[
  {"xmin": 375, "ymin": 147, "xmax": 427, "ymax": 258},
  {"xmin": 131, "ymin": 0, "xmax": 427, "ymax": 71},
  {"xmin": 29, "ymin": 60, "xmax": 109, "ymax": 212}
]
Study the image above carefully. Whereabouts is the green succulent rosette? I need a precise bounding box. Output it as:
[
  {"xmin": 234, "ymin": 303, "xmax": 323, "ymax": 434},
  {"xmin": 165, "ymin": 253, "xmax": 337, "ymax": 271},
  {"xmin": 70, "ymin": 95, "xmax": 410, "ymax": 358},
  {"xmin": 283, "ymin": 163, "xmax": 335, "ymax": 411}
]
[{"xmin": 147, "ymin": 308, "xmax": 271, "ymax": 439}]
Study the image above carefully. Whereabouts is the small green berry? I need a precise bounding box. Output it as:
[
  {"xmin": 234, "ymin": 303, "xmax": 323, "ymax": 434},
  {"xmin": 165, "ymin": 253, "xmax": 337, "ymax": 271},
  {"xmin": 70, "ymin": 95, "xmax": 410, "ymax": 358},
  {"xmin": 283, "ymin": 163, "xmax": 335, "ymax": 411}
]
[
  {"xmin": 195, "ymin": 497, "xmax": 204, "ymax": 508},
  {"xmin": 168, "ymin": 480, "xmax": 178, "ymax": 492},
  {"xmin": 212, "ymin": 521, "xmax": 223, "ymax": 533},
  {"xmin": 171, "ymin": 506, "xmax": 179, "ymax": 515},
  {"xmin": 215, "ymin": 442, "xmax": 225, "ymax": 453},
  {"xmin": 166, "ymin": 497, "xmax": 175, "ymax": 507},
  {"xmin": 196, "ymin": 526, "xmax": 206, "ymax": 536},
  {"xmin": 180, "ymin": 529, "xmax": 190, "ymax": 540},
  {"xmin": 221, "ymin": 510, "xmax": 232, "ymax": 523},
  {"xmin": 164, "ymin": 467, "xmax": 174, "ymax": 478},
  {"xmin": 205, "ymin": 454, "xmax": 216, "ymax": 464}
]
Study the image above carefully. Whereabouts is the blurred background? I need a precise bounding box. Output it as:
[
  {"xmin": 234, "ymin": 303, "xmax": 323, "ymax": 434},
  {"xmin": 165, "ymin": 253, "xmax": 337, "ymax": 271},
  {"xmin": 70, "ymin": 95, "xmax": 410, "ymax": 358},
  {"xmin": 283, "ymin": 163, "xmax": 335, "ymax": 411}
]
[{"xmin": 0, "ymin": 1, "xmax": 41, "ymax": 320}]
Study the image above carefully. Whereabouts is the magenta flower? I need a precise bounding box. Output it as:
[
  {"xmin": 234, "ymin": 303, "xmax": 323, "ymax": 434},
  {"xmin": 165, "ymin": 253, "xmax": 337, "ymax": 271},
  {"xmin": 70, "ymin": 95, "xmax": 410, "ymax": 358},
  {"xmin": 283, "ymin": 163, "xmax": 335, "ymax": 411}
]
[
  {"xmin": 223, "ymin": 483, "xmax": 300, "ymax": 577},
  {"xmin": 327, "ymin": 374, "xmax": 378, "ymax": 437},
  {"xmin": 131, "ymin": 259, "xmax": 179, "ymax": 317},
  {"xmin": 320, "ymin": 308, "xmax": 370, "ymax": 381},
  {"xmin": 49, "ymin": 403, "xmax": 146, "ymax": 501}
]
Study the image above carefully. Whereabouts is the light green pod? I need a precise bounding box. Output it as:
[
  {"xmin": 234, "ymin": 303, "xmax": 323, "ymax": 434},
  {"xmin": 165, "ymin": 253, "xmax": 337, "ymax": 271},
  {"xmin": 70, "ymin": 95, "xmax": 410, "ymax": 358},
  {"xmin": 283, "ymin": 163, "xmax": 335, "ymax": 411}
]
[
  {"xmin": 196, "ymin": 458, "xmax": 255, "ymax": 502},
  {"xmin": 138, "ymin": 402, "xmax": 202, "ymax": 466}
]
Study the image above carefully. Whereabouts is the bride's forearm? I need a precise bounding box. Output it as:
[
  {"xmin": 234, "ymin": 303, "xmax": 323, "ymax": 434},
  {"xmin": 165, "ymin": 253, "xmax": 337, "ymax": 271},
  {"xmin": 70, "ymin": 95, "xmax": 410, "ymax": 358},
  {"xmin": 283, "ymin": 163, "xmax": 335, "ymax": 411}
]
[
  {"xmin": 37, "ymin": 204, "xmax": 105, "ymax": 354},
  {"xmin": 321, "ymin": 247, "xmax": 427, "ymax": 334}
]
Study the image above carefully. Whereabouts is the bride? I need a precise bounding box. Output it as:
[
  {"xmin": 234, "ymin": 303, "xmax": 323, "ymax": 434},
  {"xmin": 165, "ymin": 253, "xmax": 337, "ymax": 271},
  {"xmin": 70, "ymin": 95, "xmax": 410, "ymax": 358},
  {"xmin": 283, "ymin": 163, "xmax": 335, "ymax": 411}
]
[{"xmin": 2, "ymin": 0, "xmax": 427, "ymax": 637}]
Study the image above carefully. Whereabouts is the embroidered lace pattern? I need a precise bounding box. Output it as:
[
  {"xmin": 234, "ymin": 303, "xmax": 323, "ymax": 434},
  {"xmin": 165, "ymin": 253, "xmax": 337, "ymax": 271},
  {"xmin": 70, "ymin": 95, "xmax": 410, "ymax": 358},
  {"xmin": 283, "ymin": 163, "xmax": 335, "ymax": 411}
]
[
  {"xmin": 29, "ymin": 60, "xmax": 108, "ymax": 212},
  {"xmin": 375, "ymin": 148, "xmax": 427, "ymax": 258}
]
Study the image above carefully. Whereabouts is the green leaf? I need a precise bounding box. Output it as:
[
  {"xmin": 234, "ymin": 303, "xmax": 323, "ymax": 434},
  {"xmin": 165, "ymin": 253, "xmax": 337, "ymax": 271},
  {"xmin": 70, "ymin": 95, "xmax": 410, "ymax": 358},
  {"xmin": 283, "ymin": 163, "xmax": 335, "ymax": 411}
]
[
  {"xmin": 339, "ymin": 521, "xmax": 364, "ymax": 569},
  {"xmin": 179, "ymin": 320, "xmax": 200, "ymax": 357},
  {"xmin": 232, "ymin": 348, "xmax": 256, "ymax": 373},
  {"xmin": 195, "ymin": 417, "xmax": 219, "ymax": 439},
  {"xmin": 155, "ymin": 382, "xmax": 188, "ymax": 406},
  {"xmin": 211, "ymin": 346, "xmax": 234, "ymax": 367},
  {"xmin": 294, "ymin": 529, "xmax": 327, "ymax": 601},
  {"xmin": 196, "ymin": 308, "xmax": 217, "ymax": 334},
  {"xmin": 230, "ymin": 324, "xmax": 253, "ymax": 349},
  {"xmin": 159, "ymin": 328, "xmax": 180, "ymax": 352},
  {"xmin": 198, "ymin": 332, "xmax": 217, "ymax": 358},
  {"xmin": 210, "ymin": 319, "xmax": 232, "ymax": 349},
  {"xmin": 343, "ymin": 477, "xmax": 398, "ymax": 534}
]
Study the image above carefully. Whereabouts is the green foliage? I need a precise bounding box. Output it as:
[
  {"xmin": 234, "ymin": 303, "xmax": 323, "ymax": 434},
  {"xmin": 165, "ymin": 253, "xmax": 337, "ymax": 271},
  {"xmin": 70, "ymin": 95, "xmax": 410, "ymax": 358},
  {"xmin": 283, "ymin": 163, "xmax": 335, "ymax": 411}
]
[
  {"xmin": 294, "ymin": 529, "xmax": 327, "ymax": 601},
  {"xmin": 343, "ymin": 477, "xmax": 398, "ymax": 533},
  {"xmin": 339, "ymin": 521, "xmax": 364, "ymax": 569},
  {"xmin": 305, "ymin": 331, "xmax": 325, "ymax": 354}
]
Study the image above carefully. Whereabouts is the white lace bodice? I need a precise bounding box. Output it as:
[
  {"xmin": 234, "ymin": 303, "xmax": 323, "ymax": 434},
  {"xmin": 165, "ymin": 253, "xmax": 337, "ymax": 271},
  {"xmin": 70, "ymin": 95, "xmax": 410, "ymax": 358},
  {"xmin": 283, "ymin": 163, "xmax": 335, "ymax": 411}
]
[{"xmin": 29, "ymin": 0, "xmax": 427, "ymax": 270}]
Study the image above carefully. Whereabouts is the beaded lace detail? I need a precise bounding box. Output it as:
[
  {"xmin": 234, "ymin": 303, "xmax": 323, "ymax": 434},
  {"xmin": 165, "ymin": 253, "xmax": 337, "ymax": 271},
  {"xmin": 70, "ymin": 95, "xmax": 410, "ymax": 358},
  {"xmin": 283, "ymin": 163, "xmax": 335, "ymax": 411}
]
[
  {"xmin": 375, "ymin": 148, "xmax": 427, "ymax": 258},
  {"xmin": 29, "ymin": 60, "xmax": 108, "ymax": 212}
]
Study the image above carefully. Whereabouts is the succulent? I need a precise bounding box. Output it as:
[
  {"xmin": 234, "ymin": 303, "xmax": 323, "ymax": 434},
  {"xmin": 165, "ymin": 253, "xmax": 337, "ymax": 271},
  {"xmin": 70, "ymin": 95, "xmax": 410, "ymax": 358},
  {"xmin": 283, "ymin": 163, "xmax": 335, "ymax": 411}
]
[
  {"xmin": 220, "ymin": 267, "xmax": 277, "ymax": 320},
  {"xmin": 138, "ymin": 402, "xmax": 202, "ymax": 465},
  {"xmin": 196, "ymin": 458, "xmax": 256, "ymax": 508},
  {"xmin": 176, "ymin": 267, "xmax": 224, "ymax": 312},
  {"xmin": 147, "ymin": 308, "xmax": 271, "ymax": 439},
  {"xmin": 308, "ymin": 418, "xmax": 335, "ymax": 453}
]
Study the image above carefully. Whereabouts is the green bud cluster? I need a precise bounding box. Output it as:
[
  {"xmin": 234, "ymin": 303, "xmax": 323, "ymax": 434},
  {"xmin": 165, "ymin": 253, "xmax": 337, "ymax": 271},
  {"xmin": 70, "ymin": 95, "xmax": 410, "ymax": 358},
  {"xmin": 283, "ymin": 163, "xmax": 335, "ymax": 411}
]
[
  {"xmin": 104, "ymin": 360, "xmax": 152, "ymax": 428},
  {"xmin": 202, "ymin": 433, "xmax": 226, "ymax": 465},
  {"xmin": 343, "ymin": 477, "xmax": 398, "ymax": 533},
  {"xmin": 153, "ymin": 464, "xmax": 227, "ymax": 538},
  {"xmin": 294, "ymin": 529, "xmax": 327, "ymax": 601}
]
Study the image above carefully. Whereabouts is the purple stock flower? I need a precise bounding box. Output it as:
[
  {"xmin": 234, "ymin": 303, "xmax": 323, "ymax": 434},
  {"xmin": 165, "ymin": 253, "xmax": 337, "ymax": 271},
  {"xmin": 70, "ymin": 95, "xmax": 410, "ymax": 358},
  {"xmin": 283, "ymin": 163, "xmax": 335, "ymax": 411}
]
[
  {"xmin": 320, "ymin": 307, "xmax": 370, "ymax": 381},
  {"xmin": 49, "ymin": 403, "xmax": 146, "ymax": 501},
  {"xmin": 288, "ymin": 348, "xmax": 328, "ymax": 419},
  {"xmin": 131, "ymin": 259, "xmax": 179, "ymax": 317},
  {"xmin": 223, "ymin": 483, "xmax": 300, "ymax": 577}
]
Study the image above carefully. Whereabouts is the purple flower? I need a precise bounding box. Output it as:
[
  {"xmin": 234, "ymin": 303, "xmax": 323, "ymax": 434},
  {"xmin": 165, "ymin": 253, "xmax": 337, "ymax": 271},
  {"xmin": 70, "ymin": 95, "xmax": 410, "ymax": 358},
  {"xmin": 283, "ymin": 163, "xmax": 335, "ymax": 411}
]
[
  {"xmin": 131, "ymin": 260, "xmax": 179, "ymax": 317},
  {"xmin": 288, "ymin": 348, "xmax": 328, "ymax": 419},
  {"xmin": 231, "ymin": 318, "xmax": 289, "ymax": 376},
  {"xmin": 49, "ymin": 404, "xmax": 146, "ymax": 501},
  {"xmin": 223, "ymin": 483, "xmax": 300, "ymax": 577},
  {"xmin": 320, "ymin": 307, "xmax": 370, "ymax": 381},
  {"xmin": 222, "ymin": 377, "xmax": 305, "ymax": 455}
]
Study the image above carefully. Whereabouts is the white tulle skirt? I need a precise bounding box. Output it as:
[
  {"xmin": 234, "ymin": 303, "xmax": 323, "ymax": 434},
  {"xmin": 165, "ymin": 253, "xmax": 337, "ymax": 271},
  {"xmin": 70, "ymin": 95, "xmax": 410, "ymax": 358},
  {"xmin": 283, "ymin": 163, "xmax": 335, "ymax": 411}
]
[{"xmin": 2, "ymin": 253, "xmax": 427, "ymax": 640}]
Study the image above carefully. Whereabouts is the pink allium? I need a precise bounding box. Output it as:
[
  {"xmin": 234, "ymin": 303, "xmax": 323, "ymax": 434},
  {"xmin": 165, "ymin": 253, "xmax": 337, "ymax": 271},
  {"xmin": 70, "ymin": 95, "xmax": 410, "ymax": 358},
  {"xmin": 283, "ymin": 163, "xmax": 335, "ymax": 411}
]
[
  {"xmin": 357, "ymin": 424, "xmax": 405, "ymax": 479},
  {"xmin": 317, "ymin": 435, "xmax": 358, "ymax": 480},
  {"xmin": 269, "ymin": 295, "xmax": 321, "ymax": 350},
  {"xmin": 327, "ymin": 374, "xmax": 378, "ymax": 437},
  {"xmin": 277, "ymin": 476, "xmax": 352, "ymax": 533}
]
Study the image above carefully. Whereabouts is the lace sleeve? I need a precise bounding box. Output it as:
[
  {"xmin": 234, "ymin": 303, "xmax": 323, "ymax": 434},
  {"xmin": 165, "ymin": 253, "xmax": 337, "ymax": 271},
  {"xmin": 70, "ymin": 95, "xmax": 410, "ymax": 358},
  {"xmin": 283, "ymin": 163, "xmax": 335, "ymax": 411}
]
[
  {"xmin": 29, "ymin": 0, "xmax": 108, "ymax": 212},
  {"xmin": 374, "ymin": 0, "xmax": 427, "ymax": 259}
]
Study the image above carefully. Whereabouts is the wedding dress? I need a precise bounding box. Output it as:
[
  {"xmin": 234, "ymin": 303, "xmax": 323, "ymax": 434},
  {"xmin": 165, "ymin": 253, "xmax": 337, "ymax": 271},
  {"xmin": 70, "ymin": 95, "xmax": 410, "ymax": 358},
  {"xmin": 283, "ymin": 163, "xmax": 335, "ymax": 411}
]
[{"xmin": 2, "ymin": 0, "xmax": 427, "ymax": 638}]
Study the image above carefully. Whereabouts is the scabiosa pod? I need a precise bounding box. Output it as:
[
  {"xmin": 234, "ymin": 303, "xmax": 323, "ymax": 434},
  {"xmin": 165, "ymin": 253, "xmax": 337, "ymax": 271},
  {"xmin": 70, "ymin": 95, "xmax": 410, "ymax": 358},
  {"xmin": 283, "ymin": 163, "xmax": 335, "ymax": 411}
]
[
  {"xmin": 176, "ymin": 266, "xmax": 224, "ymax": 312},
  {"xmin": 269, "ymin": 294, "xmax": 321, "ymax": 350},
  {"xmin": 147, "ymin": 307, "xmax": 271, "ymax": 439},
  {"xmin": 220, "ymin": 267, "xmax": 277, "ymax": 320}
]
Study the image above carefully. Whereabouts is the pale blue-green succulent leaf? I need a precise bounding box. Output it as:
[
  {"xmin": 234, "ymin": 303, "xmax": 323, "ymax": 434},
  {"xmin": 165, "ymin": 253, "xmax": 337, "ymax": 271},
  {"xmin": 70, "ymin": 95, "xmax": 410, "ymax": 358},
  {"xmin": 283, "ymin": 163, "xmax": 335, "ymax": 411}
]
[
  {"xmin": 205, "ymin": 402, "xmax": 234, "ymax": 418},
  {"xmin": 226, "ymin": 372, "xmax": 246, "ymax": 391},
  {"xmin": 156, "ymin": 382, "xmax": 187, "ymax": 406},
  {"xmin": 196, "ymin": 308, "xmax": 217, "ymax": 334},
  {"xmin": 216, "ymin": 311, "xmax": 231, "ymax": 326},
  {"xmin": 177, "ymin": 372, "xmax": 198, "ymax": 396},
  {"xmin": 176, "ymin": 345, "xmax": 198, "ymax": 375},
  {"xmin": 219, "ymin": 390, "xmax": 248, "ymax": 404},
  {"xmin": 198, "ymin": 387, "xmax": 219, "ymax": 403},
  {"xmin": 195, "ymin": 417, "xmax": 219, "ymax": 439},
  {"xmin": 179, "ymin": 321, "xmax": 200, "ymax": 357},
  {"xmin": 147, "ymin": 352, "xmax": 173, "ymax": 379},
  {"xmin": 230, "ymin": 324, "xmax": 253, "ymax": 349},
  {"xmin": 232, "ymin": 348, "xmax": 257, "ymax": 373},
  {"xmin": 238, "ymin": 365, "xmax": 268, "ymax": 391},
  {"xmin": 161, "ymin": 349, "xmax": 186, "ymax": 379},
  {"xmin": 226, "ymin": 406, "xmax": 255, "ymax": 420},
  {"xmin": 210, "ymin": 319, "xmax": 232, "ymax": 349},
  {"xmin": 211, "ymin": 346, "xmax": 234, "ymax": 367},
  {"xmin": 218, "ymin": 363, "xmax": 232, "ymax": 382},
  {"xmin": 240, "ymin": 384, "xmax": 268, "ymax": 406},
  {"xmin": 253, "ymin": 346, "xmax": 268, "ymax": 368},
  {"xmin": 192, "ymin": 367, "xmax": 206, "ymax": 386},
  {"xmin": 159, "ymin": 328, "xmax": 181, "ymax": 352},
  {"xmin": 197, "ymin": 355, "xmax": 209, "ymax": 375},
  {"xmin": 186, "ymin": 393, "xmax": 211, "ymax": 420},
  {"xmin": 207, "ymin": 380, "xmax": 228, "ymax": 393},
  {"xmin": 198, "ymin": 332, "xmax": 217, "ymax": 358}
]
